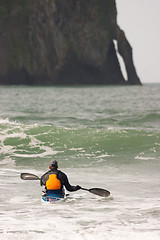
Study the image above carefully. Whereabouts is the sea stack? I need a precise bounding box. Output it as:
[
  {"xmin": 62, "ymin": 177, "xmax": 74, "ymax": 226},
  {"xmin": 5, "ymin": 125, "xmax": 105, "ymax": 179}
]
[{"xmin": 0, "ymin": 0, "xmax": 141, "ymax": 85}]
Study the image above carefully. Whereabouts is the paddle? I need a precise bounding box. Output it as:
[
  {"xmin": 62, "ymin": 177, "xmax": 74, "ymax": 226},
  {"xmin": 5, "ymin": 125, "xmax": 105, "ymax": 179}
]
[
  {"xmin": 20, "ymin": 173, "xmax": 110, "ymax": 197},
  {"xmin": 80, "ymin": 187, "xmax": 110, "ymax": 197}
]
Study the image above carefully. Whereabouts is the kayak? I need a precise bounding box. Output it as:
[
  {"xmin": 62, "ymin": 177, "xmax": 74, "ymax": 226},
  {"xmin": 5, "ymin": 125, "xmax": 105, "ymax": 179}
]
[{"xmin": 42, "ymin": 190, "xmax": 65, "ymax": 202}]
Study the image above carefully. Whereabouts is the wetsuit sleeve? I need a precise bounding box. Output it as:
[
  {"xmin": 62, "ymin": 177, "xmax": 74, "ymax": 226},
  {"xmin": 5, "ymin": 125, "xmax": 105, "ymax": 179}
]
[
  {"xmin": 59, "ymin": 172, "xmax": 80, "ymax": 192},
  {"xmin": 40, "ymin": 174, "xmax": 45, "ymax": 186},
  {"xmin": 40, "ymin": 171, "xmax": 49, "ymax": 186}
]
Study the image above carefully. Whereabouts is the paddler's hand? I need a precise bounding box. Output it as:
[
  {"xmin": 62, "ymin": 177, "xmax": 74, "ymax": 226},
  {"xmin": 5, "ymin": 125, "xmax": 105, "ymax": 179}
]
[{"xmin": 75, "ymin": 185, "xmax": 81, "ymax": 190}]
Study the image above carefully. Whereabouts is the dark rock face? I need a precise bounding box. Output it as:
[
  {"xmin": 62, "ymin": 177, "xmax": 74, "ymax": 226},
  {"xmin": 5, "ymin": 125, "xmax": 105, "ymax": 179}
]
[{"xmin": 0, "ymin": 0, "xmax": 141, "ymax": 85}]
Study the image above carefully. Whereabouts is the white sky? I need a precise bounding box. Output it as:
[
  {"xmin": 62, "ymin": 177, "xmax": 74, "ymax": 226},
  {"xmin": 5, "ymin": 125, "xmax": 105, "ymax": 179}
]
[{"xmin": 116, "ymin": 0, "xmax": 160, "ymax": 83}]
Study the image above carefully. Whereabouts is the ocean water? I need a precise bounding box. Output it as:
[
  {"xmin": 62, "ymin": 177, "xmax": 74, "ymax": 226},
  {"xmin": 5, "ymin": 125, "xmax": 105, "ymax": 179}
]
[{"xmin": 0, "ymin": 84, "xmax": 160, "ymax": 240}]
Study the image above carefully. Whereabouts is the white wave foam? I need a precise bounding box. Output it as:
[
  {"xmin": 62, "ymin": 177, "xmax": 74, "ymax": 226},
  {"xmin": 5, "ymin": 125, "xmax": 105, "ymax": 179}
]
[
  {"xmin": 0, "ymin": 121, "xmax": 62, "ymax": 159},
  {"xmin": 0, "ymin": 118, "xmax": 20, "ymax": 125},
  {"xmin": 69, "ymin": 148, "xmax": 84, "ymax": 151},
  {"xmin": 13, "ymin": 149, "xmax": 59, "ymax": 158},
  {"xmin": 95, "ymin": 154, "xmax": 114, "ymax": 158},
  {"xmin": 135, "ymin": 156, "xmax": 155, "ymax": 160}
]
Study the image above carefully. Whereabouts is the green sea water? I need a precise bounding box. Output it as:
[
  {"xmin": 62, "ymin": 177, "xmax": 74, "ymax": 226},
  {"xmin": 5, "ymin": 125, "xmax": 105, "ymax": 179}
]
[{"xmin": 0, "ymin": 84, "xmax": 160, "ymax": 240}]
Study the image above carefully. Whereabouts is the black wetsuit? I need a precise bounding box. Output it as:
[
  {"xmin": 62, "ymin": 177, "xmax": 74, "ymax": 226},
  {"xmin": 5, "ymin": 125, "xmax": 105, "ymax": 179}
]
[{"xmin": 40, "ymin": 169, "xmax": 80, "ymax": 193}]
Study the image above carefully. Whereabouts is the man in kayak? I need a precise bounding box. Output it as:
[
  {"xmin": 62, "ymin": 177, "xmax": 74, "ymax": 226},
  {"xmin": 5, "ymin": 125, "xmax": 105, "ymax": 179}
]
[{"xmin": 40, "ymin": 160, "xmax": 81, "ymax": 197}]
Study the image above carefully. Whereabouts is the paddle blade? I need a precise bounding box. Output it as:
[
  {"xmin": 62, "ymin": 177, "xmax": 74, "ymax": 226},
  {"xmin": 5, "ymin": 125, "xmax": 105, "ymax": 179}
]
[
  {"xmin": 89, "ymin": 188, "xmax": 110, "ymax": 197},
  {"xmin": 20, "ymin": 173, "xmax": 40, "ymax": 180}
]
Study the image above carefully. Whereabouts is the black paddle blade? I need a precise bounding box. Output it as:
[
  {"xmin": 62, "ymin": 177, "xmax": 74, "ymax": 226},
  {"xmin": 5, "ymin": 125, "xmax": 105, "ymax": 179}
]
[
  {"xmin": 89, "ymin": 188, "xmax": 110, "ymax": 197},
  {"xmin": 20, "ymin": 173, "xmax": 40, "ymax": 180}
]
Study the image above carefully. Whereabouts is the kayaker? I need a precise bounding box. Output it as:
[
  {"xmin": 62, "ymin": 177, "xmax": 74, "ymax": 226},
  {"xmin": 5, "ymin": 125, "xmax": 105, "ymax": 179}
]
[{"xmin": 40, "ymin": 160, "xmax": 81, "ymax": 196}]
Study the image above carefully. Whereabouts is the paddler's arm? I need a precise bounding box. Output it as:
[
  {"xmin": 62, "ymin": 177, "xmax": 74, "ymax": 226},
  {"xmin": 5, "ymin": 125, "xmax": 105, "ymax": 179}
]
[
  {"xmin": 40, "ymin": 175, "xmax": 45, "ymax": 186},
  {"xmin": 60, "ymin": 172, "xmax": 81, "ymax": 192},
  {"xmin": 40, "ymin": 171, "xmax": 50, "ymax": 186}
]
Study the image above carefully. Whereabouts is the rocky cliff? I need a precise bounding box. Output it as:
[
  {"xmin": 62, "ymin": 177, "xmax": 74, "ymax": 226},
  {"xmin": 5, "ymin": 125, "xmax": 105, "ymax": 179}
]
[{"xmin": 0, "ymin": 0, "xmax": 141, "ymax": 85}]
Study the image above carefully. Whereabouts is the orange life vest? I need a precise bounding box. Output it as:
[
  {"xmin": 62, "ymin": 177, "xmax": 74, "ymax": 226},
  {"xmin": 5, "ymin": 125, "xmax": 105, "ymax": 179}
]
[{"xmin": 46, "ymin": 174, "xmax": 61, "ymax": 190}]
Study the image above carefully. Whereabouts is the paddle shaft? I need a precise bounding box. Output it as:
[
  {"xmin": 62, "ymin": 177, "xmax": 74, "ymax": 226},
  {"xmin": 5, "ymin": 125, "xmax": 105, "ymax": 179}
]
[{"xmin": 80, "ymin": 187, "xmax": 90, "ymax": 191}]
